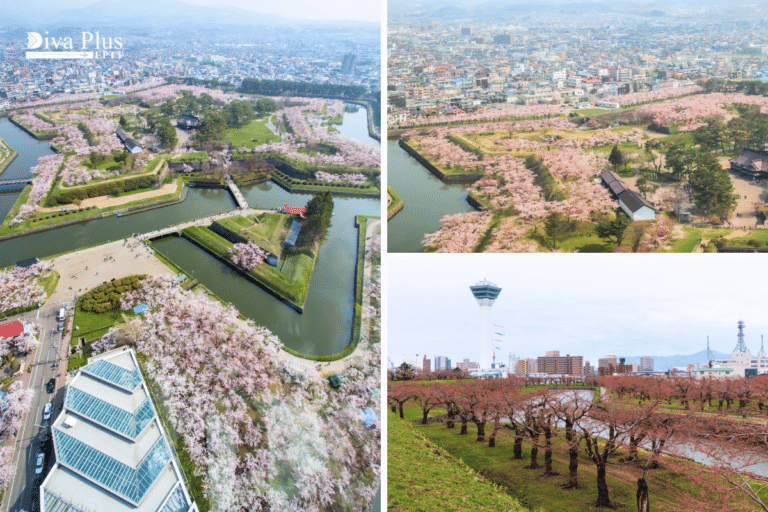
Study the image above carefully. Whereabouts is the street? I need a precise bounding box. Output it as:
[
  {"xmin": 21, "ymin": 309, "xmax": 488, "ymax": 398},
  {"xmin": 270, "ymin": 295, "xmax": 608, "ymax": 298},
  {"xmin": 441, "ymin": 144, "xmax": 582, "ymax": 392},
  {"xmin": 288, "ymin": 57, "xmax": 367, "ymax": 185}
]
[{"xmin": 3, "ymin": 302, "xmax": 71, "ymax": 512}]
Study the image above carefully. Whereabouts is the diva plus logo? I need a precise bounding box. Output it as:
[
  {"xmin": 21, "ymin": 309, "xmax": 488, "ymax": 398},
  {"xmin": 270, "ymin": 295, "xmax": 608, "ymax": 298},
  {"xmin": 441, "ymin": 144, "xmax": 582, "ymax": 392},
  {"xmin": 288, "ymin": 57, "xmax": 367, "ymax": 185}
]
[{"xmin": 26, "ymin": 31, "xmax": 123, "ymax": 59}]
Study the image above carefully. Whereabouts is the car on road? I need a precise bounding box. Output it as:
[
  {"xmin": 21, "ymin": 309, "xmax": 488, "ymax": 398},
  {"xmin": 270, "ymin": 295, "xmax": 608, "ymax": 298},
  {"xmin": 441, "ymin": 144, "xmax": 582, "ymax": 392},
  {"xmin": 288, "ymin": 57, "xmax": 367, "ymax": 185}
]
[
  {"xmin": 43, "ymin": 403, "xmax": 52, "ymax": 421},
  {"xmin": 46, "ymin": 379, "xmax": 55, "ymax": 394},
  {"xmin": 57, "ymin": 321, "xmax": 64, "ymax": 331},
  {"xmin": 35, "ymin": 453, "xmax": 44, "ymax": 474}
]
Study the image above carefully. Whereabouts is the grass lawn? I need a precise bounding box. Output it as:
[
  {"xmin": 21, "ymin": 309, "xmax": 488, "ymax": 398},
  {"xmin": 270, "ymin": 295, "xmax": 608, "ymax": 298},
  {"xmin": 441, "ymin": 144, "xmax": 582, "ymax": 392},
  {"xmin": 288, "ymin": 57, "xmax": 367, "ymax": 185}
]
[
  {"xmin": 388, "ymin": 411, "xmax": 529, "ymax": 512},
  {"xmin": 225, "ymin": 119, "xmax": 281, "ymax": 148},
  {"xmin": 672, "ymin": 227, "xmax": 739, "ymax": 253},
  {"xmin": 71, "ymin": 303, "xmax": 136, "ymax": 341},
  {"xmin": 216, "ymin": 213, "xmax": 293, "ymax": 256},
  {"xmin": 393, "ymin": 405, "xmax": 762, "ymax": 512},
  {"xmin": 169, "ymin": 152, "xmax": 210, "ymax": 163},
  {"xmin": 571, "ymin": 108, "xmax": 609, "ymax": 116},
  {"xmin": 181, "ymin": 225, "xmax": 316, "ymax": 307}
]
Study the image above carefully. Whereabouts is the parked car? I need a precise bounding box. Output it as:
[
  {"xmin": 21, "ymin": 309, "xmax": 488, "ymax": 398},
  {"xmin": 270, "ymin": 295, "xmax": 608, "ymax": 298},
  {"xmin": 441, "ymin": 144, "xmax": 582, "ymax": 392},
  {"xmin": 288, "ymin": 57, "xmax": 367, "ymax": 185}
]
[
  {"xmin": 57, "ymin": 321, "xmax": 64, "ymax": 332},
  {"xmin": 35, "ymin": 453, "xmax": 44, "ymax": 474},
  {"xmin": 43, "ymin": 403, "xmax": 52, "ymax": 421},
  {"xmin": 46, "ymin": 379, "xmax": 55, "ymax": 394}
]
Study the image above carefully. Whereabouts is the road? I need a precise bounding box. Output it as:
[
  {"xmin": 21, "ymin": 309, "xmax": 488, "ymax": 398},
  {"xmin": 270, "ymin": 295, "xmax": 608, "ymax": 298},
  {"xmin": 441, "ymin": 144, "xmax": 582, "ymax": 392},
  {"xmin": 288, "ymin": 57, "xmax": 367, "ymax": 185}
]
[{"xmin": 3, "ymin": 302, "xmax": 71, "ymax": 512}]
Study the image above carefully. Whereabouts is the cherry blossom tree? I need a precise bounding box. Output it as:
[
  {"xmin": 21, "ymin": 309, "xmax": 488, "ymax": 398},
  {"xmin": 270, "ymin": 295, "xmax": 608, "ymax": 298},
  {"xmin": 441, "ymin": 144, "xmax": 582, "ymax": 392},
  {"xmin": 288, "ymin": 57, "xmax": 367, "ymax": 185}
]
[{"xmin": 228, "ymin": 242, "xmax": 268, "ymax": 270}]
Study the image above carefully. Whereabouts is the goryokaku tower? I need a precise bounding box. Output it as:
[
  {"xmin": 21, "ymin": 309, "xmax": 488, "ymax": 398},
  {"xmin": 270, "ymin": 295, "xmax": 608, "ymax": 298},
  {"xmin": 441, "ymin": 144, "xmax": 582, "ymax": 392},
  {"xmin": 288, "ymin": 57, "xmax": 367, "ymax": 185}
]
[{"xmin": 470, "ymin": 279, "xmax": 502, "ymax": 370}]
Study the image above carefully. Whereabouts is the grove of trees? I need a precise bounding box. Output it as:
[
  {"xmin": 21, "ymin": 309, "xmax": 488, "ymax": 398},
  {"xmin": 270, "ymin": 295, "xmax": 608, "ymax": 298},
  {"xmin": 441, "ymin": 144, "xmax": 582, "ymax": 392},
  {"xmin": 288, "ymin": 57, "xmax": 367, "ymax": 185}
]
[{"xmin": 390, "ymin": 375, "xmax": 768, "ymax": 512}]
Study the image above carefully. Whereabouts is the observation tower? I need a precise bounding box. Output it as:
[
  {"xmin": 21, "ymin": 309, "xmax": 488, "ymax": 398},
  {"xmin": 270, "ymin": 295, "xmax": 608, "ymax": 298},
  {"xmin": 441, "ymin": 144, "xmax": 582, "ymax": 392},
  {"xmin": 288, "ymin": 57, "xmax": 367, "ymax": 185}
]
[{"xmin": 470, "ymin": 279, "xmax": 502, "ymax": 370}]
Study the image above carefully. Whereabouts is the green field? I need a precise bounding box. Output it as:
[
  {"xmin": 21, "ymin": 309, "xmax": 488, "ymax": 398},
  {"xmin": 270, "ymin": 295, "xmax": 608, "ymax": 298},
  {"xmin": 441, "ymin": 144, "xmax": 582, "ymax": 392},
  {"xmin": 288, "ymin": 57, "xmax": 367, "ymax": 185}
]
[
  {"xmin": 225, "ymin": 118, "xmax": 281, "ymax": 148},
  {"xmin": 391, "ymin": 404, "xmax": 762, "ymax": 512},
  {"xmin": 388, "ymin": 411, "xmax": 530, "ymax": 512},
  {"xmin": 216, "ymin": 213, "xmax": 293, "ymax": 256},
  {"xmin": 181, "ymin": 225, "xmax": 315, "ymax": 307}
]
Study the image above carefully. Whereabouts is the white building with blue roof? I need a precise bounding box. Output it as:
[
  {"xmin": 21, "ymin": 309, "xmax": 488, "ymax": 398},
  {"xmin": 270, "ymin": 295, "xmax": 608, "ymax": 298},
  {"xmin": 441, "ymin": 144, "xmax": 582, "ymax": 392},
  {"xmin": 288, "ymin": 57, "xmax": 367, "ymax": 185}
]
[{"xmin": 40, "ymin": 347, "xmax": 197, "ymax": 512}]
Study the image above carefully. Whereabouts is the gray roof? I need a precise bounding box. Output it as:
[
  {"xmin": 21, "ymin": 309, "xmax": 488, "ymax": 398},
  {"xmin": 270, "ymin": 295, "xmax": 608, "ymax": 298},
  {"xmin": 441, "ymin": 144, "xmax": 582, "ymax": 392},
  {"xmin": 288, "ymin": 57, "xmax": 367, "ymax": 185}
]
[
  {"xmin": 41, "ymin": 348, "xmax": 194, "ymax": 512},
  {"xmin": 618, "ymin": 189, "xmax": 655, "ymax": 213}
]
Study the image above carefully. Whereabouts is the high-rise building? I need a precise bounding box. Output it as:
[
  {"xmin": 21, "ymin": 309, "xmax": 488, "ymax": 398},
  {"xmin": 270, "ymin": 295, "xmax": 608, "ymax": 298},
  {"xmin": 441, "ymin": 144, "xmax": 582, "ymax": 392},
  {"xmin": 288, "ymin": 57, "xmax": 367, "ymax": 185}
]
[
  {"xmin": 341, "ymin": 53, "xmax": 357, "ymax": 75},
  {"xmin": 457, "ymin": 358, "xmax": 479, "ymax": 371},
  {"xmin": 434, "ymin": 355, "xmax": 451, "ymax": 371},
  {"xmin": 639, "ymin": 356, "xmax": 654, "ymax": 372},
  {"xmin": 422, "ymin": 355, "xmax": 431, "ymax": 373},
  {"xmin": 470, "ymin": 279, "xmax": 502, "ymax": 370},
  {"xmin": 461, "ymin": 27, "xmax": 471, "ymax": 36},
  {"xmin": 598, "ymin": 354, "xmax": 618, "ymax": 370},
  {"xmin": 493, "ymin": 34, "xmax": 511, "ymax": 45},
  {"xmin": 537, "ymin": 352, "xmax": 584, "ymax": 376}
]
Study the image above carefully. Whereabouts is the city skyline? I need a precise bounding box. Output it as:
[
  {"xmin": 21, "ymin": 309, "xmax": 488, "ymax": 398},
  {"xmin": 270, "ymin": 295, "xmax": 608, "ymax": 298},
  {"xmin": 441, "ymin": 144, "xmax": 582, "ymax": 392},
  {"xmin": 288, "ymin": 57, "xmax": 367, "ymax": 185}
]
[{"xmin": 387, "ymin": 255, "xmax": 768, "ymax": 367}]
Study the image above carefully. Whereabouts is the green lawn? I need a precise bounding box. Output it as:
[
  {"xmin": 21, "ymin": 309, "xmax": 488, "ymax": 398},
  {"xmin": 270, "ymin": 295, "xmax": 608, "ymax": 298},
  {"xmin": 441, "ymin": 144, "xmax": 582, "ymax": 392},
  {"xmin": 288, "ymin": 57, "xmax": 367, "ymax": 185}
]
[
  {"xmin": 571, "ymin": 108, "xmax": 609, "ymax": 116},
  {"xmin": 216, "ymin": 213, "xmax": 293, "ymax": 256},
  {"xmin": 225, "ymin": 119, "xmax": 281, "ymax": 148},
  {"xmin": 392, "ymin": 404, "xmax": 762, "ymax": 512},
  {"xmin": 388, "ymin": 411, "xmax": 529, "ymax": 512},
  {"xmin": 169, "ymin": 152, "xmax": 210, "ymax": 163},
  {"xmin": 180, "ymin": 225, "xmax": 316, "ymax": 307},
  {"xmin": 71, "ymin": 303, "xmax": 135, "ymax": 341},
  {"xmin": 387, "ymin": 184, "xmax": 402, "ymax": 215}
]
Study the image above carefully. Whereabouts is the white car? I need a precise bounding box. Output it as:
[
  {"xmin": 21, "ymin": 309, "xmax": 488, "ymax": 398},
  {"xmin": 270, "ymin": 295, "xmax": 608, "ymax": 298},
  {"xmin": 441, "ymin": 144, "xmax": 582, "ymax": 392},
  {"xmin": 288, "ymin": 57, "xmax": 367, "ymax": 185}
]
[
  {"xmin": 35, "ymin": 453, "xmax": 44, "ymax": 474},
  {"xmin": 43, "ymin": 403, "xmax": 52, "ymax": 421}
]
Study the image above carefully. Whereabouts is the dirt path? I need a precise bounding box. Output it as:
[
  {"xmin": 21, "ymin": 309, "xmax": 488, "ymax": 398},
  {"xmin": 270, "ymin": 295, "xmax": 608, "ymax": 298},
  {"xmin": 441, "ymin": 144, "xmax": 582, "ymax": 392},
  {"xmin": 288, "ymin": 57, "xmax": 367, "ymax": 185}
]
[
  {"xmin": 38, "ymin": 181, "xmax": 180, "ymax": 212},
  {"xmin": 46, "ymin": 239, "xmax": 175, "ymax": 305},
  {"xmin": 720, "ymin": 156, "xmax": 767, "ymax": 227}
]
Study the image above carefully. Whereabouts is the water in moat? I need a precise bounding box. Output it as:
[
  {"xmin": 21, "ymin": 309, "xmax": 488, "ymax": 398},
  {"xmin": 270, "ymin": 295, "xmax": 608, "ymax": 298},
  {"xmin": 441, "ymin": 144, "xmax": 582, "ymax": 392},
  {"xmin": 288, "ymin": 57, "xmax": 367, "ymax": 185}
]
[
  {"xmin": 386, "ymin": 139, "xmax": 473, "ymax": 252},
  {"xmin": 0, "ymin": 117, "xmax": 56, "ymax": 222},
  {"xmin": 335, "ymin": 104, "xmax": 380, "ymax": 147},
  {"xmin": 0, "ymin": 110, "xmax": 380, "ymax": 357}
]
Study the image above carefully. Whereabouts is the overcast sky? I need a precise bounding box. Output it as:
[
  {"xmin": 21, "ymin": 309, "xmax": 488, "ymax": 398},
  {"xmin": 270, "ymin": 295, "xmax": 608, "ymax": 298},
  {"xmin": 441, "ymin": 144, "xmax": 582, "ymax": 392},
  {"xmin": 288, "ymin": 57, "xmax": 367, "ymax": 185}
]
[
  {"xmin": 183, "ymin": 0, "xmax": 380, "ymax": 22},
  {"xmin": 21, "ymin": 0, "xmax": 381, "ymax": 23},
  {"xmin": 386, "ymin": 255, "xmax": 768, "ymax": 367}
]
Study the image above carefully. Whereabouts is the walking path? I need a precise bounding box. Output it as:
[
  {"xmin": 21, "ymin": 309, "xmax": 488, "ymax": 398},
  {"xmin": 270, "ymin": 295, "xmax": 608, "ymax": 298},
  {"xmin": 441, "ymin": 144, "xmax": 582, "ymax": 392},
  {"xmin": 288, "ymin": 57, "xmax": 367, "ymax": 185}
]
[
  {"xmin": 136, "ymin": 206, "xmax": 273, "ymax": 241},
  {"xmin": 225, "ymin": 174, "xmax": 249, "ymax": 209}
]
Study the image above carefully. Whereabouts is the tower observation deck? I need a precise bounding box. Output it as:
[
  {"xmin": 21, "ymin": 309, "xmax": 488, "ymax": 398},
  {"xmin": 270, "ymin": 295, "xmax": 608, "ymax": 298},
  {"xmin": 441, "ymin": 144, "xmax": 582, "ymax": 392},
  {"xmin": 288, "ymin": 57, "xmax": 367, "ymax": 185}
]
[{"xmin": 470, "ymin": 280, "xmax": 502, "ymax": 306}]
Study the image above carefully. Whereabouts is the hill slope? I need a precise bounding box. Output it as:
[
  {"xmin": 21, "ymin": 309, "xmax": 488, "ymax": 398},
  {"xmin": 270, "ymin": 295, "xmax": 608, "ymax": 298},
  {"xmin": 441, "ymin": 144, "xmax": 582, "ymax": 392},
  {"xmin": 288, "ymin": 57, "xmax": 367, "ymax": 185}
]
[{"xmin": 388, "ymin": 412, "xmax": 529, "ymax": 512}]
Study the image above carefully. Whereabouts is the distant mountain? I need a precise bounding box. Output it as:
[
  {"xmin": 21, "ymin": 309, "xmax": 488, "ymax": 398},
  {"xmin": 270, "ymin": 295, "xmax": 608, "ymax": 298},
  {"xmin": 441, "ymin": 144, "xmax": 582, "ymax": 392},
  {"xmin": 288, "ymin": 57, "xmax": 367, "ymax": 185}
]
[{"xmin": 623, "ymin": 350, "xmax": 731, "ymax": 371}]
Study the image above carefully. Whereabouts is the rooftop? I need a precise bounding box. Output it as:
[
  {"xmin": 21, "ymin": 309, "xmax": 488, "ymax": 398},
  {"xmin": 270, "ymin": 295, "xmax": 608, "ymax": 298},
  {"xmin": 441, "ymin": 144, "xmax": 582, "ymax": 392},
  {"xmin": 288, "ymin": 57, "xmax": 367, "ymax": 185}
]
[{"xmin": 41, "ymin": 348, "xmax": 196, "ymax": 512}]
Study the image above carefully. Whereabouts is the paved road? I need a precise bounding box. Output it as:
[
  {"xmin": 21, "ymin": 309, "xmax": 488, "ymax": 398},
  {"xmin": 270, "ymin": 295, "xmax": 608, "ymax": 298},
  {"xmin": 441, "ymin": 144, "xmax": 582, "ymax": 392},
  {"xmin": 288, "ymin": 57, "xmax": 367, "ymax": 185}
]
[{"xmin": 4, "ymin": 303, "xmax": 70, "ymax": 512}]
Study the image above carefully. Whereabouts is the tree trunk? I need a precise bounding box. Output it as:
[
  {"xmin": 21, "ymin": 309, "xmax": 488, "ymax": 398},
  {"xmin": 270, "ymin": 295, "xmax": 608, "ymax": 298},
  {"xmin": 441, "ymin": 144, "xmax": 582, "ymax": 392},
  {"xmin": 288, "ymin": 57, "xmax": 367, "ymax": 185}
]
[
  {"xmin": 543, "ymin": 425, "xmax": 555, "ymax": 476},
  {"xmin": 421, "ymin": 409, "xmax": 430, "ymax": 425},
  {"xmin": 391, "ymin": 403, "xmax": 397, "ymax": 413},
  {"xmin": 460, "ymin": 417, "xmax": 468, "ymax": 435},
  {"xmin": 527, "ymin": 434, "xmax": 540, "ymax": 469},
  {"xmin": 446, "ymin": 407, "xmax": 455, "ymax": 429},
  {"xmin": 565, "ymin": 447, "xmax": 579, "ymax": 489},
  {"xmin": 489, "ymin": 420, "xmax": 500, "ymax": 448},
  {"xmin": 596, "ymin": 462, "xmax": 611, "ymax": 507},
  {"xmin": 513, "ymin": 428, "xmax": 524, "ymax": 460},
  {"xmin": 636, "ymin": 477, "xmax": 650, "ymax": 512},
  {"xmin": 474, "ymin": 420, "xmax": 486, "ymax": 442},
  {"xmin": 563, "ymin": 422, "xmax": 579, "ymax": 489},
  {"xmin": 398, "ymin": 403, "xmax": 405, "ymax": 419},
  {"xmin": 628, "ymin": 435, "xmax": 639, "ymax": 461}
]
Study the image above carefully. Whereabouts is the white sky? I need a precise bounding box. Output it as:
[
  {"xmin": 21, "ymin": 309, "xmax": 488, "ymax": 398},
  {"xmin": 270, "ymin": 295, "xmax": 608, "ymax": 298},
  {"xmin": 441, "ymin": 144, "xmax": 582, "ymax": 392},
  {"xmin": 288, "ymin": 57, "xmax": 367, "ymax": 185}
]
[
  {"xmin": 386, "ymin": 255, "xmax": 768, "ymax": 367},
  {"xmin": 183, "ymin": 0, "xmax": 381, "ymax": 23}
]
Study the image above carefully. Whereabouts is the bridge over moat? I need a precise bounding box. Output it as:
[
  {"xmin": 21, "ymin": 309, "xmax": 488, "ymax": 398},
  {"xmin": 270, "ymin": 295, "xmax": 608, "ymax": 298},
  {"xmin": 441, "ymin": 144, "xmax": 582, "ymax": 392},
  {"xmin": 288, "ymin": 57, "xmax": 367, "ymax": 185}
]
[{"xmin": 0, "ymin": 178, "xmax": 31, "ymax": 191}]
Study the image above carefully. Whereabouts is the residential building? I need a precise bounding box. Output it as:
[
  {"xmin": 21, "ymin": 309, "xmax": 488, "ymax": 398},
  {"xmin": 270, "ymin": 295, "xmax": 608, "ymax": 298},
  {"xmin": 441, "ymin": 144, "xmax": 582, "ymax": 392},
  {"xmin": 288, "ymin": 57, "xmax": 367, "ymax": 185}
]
[
  {"xmin": 639, "ymin": 356, "xmax": 654, "ymax": 372},
  {"xmin": 434, "ymin": 355, "xmax": 451, "ymax": 371}
]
